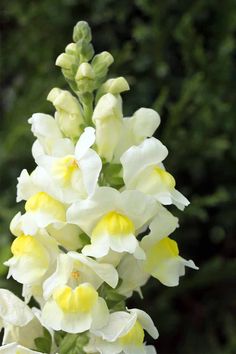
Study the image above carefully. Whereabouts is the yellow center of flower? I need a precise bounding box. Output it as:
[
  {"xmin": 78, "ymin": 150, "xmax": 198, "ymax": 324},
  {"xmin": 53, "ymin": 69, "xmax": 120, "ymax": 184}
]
[
  {"xmin": 119, "ymin": 321, "xmax": 144, "ymax": 346},
  {"xmin": 52, "ymin": 155, "xmax": 79, "ymax": 186},
  {"xmin": 11, "ymin": 235, "xmax": 49, "ymax": 267},
  {"xmin": 92, "ymin": 211, "xmax": 135, "ymax": 237},
  {"xmin": 25, "ymin": 192, "xmax": 66, "ymax": 222},
  {"xmin": 53, "ymin": 284, "xmax": 98, "ymax": 313},
  {"xmin": 153, "ymin": 166, "xmax": 176, "ymax": 189},
  {"xmin": 144, "ymin": 237, "xmax": 179, "ymax": 273}
]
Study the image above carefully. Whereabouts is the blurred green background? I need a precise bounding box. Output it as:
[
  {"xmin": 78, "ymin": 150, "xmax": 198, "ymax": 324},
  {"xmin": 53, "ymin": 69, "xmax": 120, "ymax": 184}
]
[{"xmin": 1, "ymin": 1, "xmax": 236, "ymax": 353}]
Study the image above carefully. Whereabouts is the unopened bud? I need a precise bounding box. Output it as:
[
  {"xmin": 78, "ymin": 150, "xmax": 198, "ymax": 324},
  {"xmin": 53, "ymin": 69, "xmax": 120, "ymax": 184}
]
[
  {"xmin": 92, "ymin": 93, "xmax": 122, "ymax": 161},
  {"xmin": 47, "ymin": 88, "xmax": 84, "ymax": 139},
  {"xmin": 75, "ymin": 63, "xmax": 95, "ymax": 93},
  {"xmin": 55, "ymin": 53, "xmax": 75, "ymax": 70},
  {"xmin": 92, "ymin": 51, "xmax": 114, "ymax": 80},
  {"xmin": 97, "ymin": 77, "xmax": 130, "ymax": 101},
  {"xmin": 73, "ymin": 21, "xmax": 92, "ymax": 43},
  {"xmin": 65, "ymin": 43, "xmax": 77, "ymax": 55}
]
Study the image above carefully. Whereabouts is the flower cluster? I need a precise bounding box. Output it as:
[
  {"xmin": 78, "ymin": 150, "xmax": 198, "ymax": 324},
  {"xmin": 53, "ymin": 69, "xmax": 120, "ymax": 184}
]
[{"xmin": 0, "ymin": 22, "xmax": 197, "ymax": 354}]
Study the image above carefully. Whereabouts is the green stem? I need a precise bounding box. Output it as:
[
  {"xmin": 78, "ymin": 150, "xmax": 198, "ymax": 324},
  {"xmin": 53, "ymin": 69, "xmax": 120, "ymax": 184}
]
[{"xmin": 79, "ymin": 92, "xmax": 94, "ymax": 126}]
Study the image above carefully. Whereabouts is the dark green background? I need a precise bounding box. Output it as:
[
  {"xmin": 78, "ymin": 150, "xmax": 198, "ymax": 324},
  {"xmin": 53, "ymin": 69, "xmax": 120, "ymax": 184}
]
[{"xmin": 1, "ymin": 1, "xmax": 236, "ymax": 353}]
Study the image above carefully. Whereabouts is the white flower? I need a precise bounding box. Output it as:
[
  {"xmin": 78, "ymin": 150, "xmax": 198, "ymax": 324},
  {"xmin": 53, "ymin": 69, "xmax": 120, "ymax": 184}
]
[
  {"xmin": 43, "ymin": 252, "xmax": 118, "ymax": 300},
  {"xmin": 85, "ymin": 308, "xmax": 158, "ymax": 354},
  {"xmin": 113, "ymin": 108, "xmax": 160, "ymax": 162},
  {"xmin": 0, "ymin": 289, "xmax": 43, "ymax": 350},
  {"xmin": 92, "ymin": 93, "xmax": 123, "ymax": 162},
  {"xmin": 5, "ymin": 231, "xmax": 59, "ymax": 287},
  {"xmin": 121, "ymin": 137, "xmax": 189, "ymax": 210},
  {"xmin": 41, "ymin": 282, "xmax": 109, "ymax": 334},
  {"xmin": 67, "ymin": 187, "xmax": 158, "ymax": 259},
  {"xmin": 141, "ymin": 209, "xmax": 198, "ymax": 286},
  {"xmin": 35, "ymin": 127, "xmax": 102, "ymax": 203}
]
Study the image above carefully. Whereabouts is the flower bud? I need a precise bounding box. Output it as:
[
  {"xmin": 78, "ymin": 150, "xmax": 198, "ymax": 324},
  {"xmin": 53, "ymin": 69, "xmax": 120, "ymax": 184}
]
[
  {"xmin": 65, "ymin": 42, "xmax": 77, "ymax": 55},
  {"xmin": 92, "ymin": 51, "xmax": 114, "ymax": 80},
  {"xmin": 96, "ymin": 77, "xmax": 130, "ymax": 101},
  {"xmin": 55, "ymin": 53, "xmax": 75, "ymax": 70},
  {"xmin": 47, "ymin": 88, "xmax": 84, "ymax": 139},
  {"xmin": 75, "ymin": 62, "xmax": 95, "ymax": 93},
  {"xmin": 92, "ymin": 93, "xmax": 122, "ymax": 161},
  {"xmin": 73, "ymin": 21, "xmax": 92, "ymax": 43}
]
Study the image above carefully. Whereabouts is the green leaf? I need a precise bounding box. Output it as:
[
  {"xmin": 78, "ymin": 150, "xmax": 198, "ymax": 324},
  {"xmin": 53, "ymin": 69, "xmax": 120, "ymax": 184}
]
[{"xmin": 34, "ymin": 328, "xmax": 52, "ymax": 354}]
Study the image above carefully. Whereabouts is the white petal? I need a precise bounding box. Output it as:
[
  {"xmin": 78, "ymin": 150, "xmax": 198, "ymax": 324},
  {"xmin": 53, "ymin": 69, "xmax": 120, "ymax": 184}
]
[
  {"xmin": 28, "ymin": 113, "xmax": 62, "ymax": 140},
  {"xmin": 82, "ymin": 234, "xmax": 110, "ymax": 258},
  {"xmin": 0, "ymin": 343, "xmax": 41, "ymax": 354},
  {"xmin": 79, "ymin": 149, "xmax": 102, "ymax": 196},
  {"xmin": 75, "ymin": 127, "xmax": 96, "ymax": 160},
  {"xmin": 170, "ymin": 188, "xmax": 190, "ymax": 210},
  {"xmin": 141, "ymin": 206, "xmax": 179, "ymax": 248},
  {"xmin": 43, "ymin": 253, "xmax": 73, "ymax": 299},
  {"xmin": 121, "ymin": 190, "xmax": 158, "ymax": 229},
  {"xmin": 130, "ymin": 309, "xmax": 159, "ymax": 339},
  {"xmin": 91, "ymin": 297, "xmax": 109, "ymax": 330},
  {"xmin": 92, "ymin": 311, "xmax": 137, "ymax": 341},
  {"xmin": 0, "ymin": 289, "xmax": 34, "ymax": 326},
  {"xmin": 16, "ymin": 170, "xmax": 38, "ymax": 202}
]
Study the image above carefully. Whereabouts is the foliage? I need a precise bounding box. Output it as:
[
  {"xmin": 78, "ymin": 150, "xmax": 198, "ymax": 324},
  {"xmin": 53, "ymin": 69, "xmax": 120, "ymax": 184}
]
[{"xmin": 1, "ymin": 1, "xmax": 236, "ymax": 353}]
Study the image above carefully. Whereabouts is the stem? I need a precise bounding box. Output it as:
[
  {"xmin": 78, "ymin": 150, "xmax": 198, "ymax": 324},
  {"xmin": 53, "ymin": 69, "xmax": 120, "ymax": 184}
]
[{"xmin": 79, "ymin": 92, "xmax": 94, "ymax": 126}]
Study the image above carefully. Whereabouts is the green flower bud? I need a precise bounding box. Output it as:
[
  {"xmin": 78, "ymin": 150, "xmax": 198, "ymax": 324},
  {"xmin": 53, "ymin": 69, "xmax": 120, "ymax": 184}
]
[
  {"xmin": 73, "ymin": 21, "xmax": 92, "ymax": 43},
  {"xmin": 92, "ymin": 51, "xmax": 114, "ymax": 80},
  {"xmin": 55, "ymin": 53, "xmax": 75, "ymax": 70},
  {"xmin": 65, "ymin": 43, "xmax": 77, "ymax": 55},
  {"xmin": 75, "ymin": 63, "xmax": 95, "ymax": 93},
  {"xmin": 76, "ymin": 40, "xmax": 94, "ymax": 63}
]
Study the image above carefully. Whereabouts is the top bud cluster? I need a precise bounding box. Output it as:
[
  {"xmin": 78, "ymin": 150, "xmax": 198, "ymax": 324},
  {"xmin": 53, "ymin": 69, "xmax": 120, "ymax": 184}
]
[{"xmin": 0, "ymin": 22, "xmax": 197, "ymax": 354}]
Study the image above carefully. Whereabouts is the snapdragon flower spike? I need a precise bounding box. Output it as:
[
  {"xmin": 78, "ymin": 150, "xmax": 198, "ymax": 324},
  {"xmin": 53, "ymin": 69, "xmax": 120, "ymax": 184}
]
[{"xmin": 1, "ymin": 20, "xmax": 197, "ymax": 353}]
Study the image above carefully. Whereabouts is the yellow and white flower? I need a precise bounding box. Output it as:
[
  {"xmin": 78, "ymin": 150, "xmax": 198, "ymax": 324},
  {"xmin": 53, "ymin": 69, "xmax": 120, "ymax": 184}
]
[
  {"xmin": 92, "ymin": 93, "xmax": 123, "ymax": 162},
  {"xmin": 35, "ymin": 127, "xmax": 102, "ymax": 203},
  {"xmin": 0, "ymin": 289, "xmax": 43, "ymax": 350},
  {"xmin": 116, "ymin": 204, "xmax": 180, "ymax": 294},
  {"xmin": 67, "ymin": 187, "xmax": 157, "ymax": 259},
  {"xmin": 121, "ymin": 137, "xmax": 189, "ymax": 210},
  {"xmin": 43, "ymin": 252, "xmax": 118, "ymax": 301},
  {"xmin": 4, "ymin": 231, "xmax": 59, "ymax": 287},
  {"xmin": 141, "ymin": 209, "xmax": 198, "ymax": 286},
  {"xmin": 41, "ymin": 282, "xmax": 109, "ymax": 333},
  {"xmin": 85, "ymin": 308, "xmax": 158, "ymax": 354}
]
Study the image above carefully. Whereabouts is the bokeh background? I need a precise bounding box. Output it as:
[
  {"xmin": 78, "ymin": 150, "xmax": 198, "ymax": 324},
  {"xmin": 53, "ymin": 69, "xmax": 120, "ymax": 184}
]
[{"xmin": 1, "ymin": 1, "xmax": 236, "ymax": 353}]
